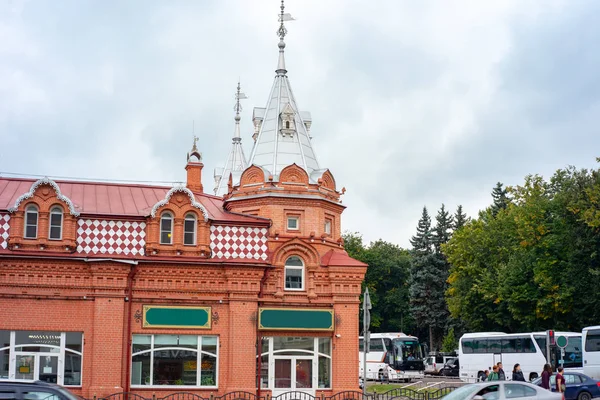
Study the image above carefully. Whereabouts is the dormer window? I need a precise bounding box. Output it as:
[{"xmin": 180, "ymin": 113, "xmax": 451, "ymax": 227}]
[
  {"xmin": 160, "ymin": 212, "xmax": 173, "ymax": 244},
  {"xmin": 184, "ymin": 213, "xmax": 197, "ymax": 245},
  {"xmin": 286, "ymin": 121, "xmax": 290, "ymax": 129},
  {"xmin": 49, "ymin": 206, "xmax": 63, "ymax": 240},
  {"xmin": 24, "ymin": 205, "xmax": 38, "ymax": 239}
]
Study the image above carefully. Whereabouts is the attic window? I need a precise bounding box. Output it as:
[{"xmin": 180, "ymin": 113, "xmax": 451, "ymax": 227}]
[
  {"xmin": 24, "ymin": 205, "xmax": 38, "ymax": 239},
  {"xmin": 160, "ymin": 212, "xmax": 173, "ymax": 245},
  {"xmin": 184, "ymin": 213, "xmax": 197, "ymax": 246},
  {"xmin": 49, "ymin": 206, "xmax": 63, "ymax": 240},
  {"xmin": 286, "ymin": 121, "xmax": 290, "ymax": 129}
]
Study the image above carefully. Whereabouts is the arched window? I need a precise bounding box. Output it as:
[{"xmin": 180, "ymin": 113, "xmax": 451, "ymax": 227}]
[
  {"xmin": 184, "ymin": 213, "xmax": 197, "ymax": 245},
  {"xmin": 160, "ymin": 212, "xmax": 173, "ymax": 244},
  {"xmin": 49, "ymin": 206, "xmax": 63, "ymax": 240},
  {"xmin": 285, "ymin": 120, "xmax": 290, "ymax": 129},
  {"xmin": 24, "ymin": 205, "xmax": 38, "ymax": 239},
  {"xmin": 284, "ymin": 256, "xmax": 304, "ymax": 290}
]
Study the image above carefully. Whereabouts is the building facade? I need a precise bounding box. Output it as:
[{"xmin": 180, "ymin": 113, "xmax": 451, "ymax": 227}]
[{"xmin": 0, "ymin": 3, "xmax": 367, "ymax": 399}]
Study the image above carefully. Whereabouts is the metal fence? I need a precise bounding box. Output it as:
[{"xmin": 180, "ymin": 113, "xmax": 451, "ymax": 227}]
[{"xmin": 78, "ymin": 388, "xmax": 459, "ymax": 400}]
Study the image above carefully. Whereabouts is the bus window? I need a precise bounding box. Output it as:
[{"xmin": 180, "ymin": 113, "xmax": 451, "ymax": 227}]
[
  {"xmin": 462, "ymin": 340, "xmax": 474, "ymax": 354},
  {"xmin": 559, "ymin": 336, "xmax": 582, "ymax": 368},
  {"xmin": 585, "ymin": 330, "xmax": 600, "ymax": 352},
  {"xmin": 502, "ymin": 339, "xmax": 516, "ymax": 353},
  {"xmin": 489, "ymin": 339, "xmax": 501, "ymax": 354},
  {"xmin": 474, "ymin": 340, "xmax": 488, "ymax": 354},
  {"xmin": 370, "ymin": 339, "xmax": 384, "ymax": 352},
  {"xmin": 522, "ymin": 337, "xmax": 536, "ymax": 353},
  {"xmin": 534, "ymin": 335, "xmax": 547, "ymax": 358},
  {"xmin": 359, "ymin": 339, "xmax": 364, "ymax": 352}
]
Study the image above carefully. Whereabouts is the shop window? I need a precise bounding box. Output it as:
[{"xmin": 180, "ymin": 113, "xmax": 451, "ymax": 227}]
[
  {"xmin": 287, "ymin": 217, "xmax": 299, "ymax": 231},
  {"xmin": 24, "ymin": 205, "xmax": 38, "ymax": 239},
  {"xmin": 160, "ymin": 212, "xmax": 173, "ymax": 244},
  {"xmin": 284, "ymin": 256, "xmax": 304, "ymax": 290},
  {"xmin": 0, "ymin": 330, "xmax": 83, "ymax": 386},
  {"xmin": 131, "ymin": 334, "xmax": 218, "ymax": 387},
  {"xmin": 184, "ymin": 213, "xmax": 197, "ymax": 245},
  {"xmin": 48, "ymin": 207, "xmax": 63, "ymax": 240}
]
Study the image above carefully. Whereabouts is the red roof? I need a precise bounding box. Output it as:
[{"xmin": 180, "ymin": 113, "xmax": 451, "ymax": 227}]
[
  {"xmin": 321, "ymin": 249, "xmax": 368, "ymax": 267},
  {"xmin": 0, "ymin": 177, "xmax": 269, "ymax": 225}
]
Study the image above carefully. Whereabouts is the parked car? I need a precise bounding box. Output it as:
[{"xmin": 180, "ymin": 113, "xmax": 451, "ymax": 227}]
[
  {"xmin": 442, "ymin": 381, "xmax": 562, "ymax": 400},
  {"xmin": 439, "ymin": 357, "xmax": 460, "ymax": 377},
  {"xmin": 0, "ymin": 381, "xmax": 79, "ymax": 400},
  {"xmin": 531, "ymin": 371, "xmax": 600, "ymax": 400},
  {"xmin": 425, "ymin": 352, "xmax": 457, "ymax": 375}
]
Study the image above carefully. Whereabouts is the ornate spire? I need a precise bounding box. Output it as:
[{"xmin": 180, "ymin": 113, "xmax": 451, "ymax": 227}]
[
  {"xmin": 214, "ymin": 81, "xmax": 249, "ymax": 196},
  {"xmin": 276, "ymin": 0, "xmax": 293, "ymax": 76},
  {"xmin": 187, "ymin": 135, "xmax": 202, "ymax": 162}
]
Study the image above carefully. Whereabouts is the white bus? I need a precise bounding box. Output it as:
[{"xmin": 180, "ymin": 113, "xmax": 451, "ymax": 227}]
[
  {"xmin": 359, "ymin": 332, "xmax": 425, "ymax": 382},
  {"xmin": 583, "ymin": 326, "xmax": 600, "ymax": 380},
  {"xmin": 458, "ymin": 331, "xmax": 582, "ymax": 383}
]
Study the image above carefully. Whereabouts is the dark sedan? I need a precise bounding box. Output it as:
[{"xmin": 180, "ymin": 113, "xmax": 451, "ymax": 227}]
[{"xmin": 532, "ymin": 371, "xmax": 600, "ymax": 400}]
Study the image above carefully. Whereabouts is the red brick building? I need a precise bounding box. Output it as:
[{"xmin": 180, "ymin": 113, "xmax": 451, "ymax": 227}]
[{"xmin": 0, "ymin": 3, "xmax": 367, "ymax": 399}]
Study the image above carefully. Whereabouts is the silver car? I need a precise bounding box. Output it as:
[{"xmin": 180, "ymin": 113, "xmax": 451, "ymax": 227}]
[{"xmin": 442, "ymin": 381, "xmax": 562, "ymax": 400}]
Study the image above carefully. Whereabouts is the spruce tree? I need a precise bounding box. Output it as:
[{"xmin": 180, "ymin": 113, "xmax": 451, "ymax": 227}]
[
  {"xmin": 433, "ymin": 204, "xmax": 452, "ymax": 254},
  {"xmin": 409, "ymin": 206, "xmax": 446, "ymax": 351},
  {"xmin": 454, "ymin": 205, "xmax": 468, "ymax": 231},
  {"xmin": 491, "ymin": 182, "xmax": 509, "ymax": 216}
]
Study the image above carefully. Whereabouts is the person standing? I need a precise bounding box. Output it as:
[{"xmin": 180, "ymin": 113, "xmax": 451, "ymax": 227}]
[
  {"xmin": 512, "ymin": 363, "xmax": 525, "ymax": 381},
  {"xmin": 488, "ymin": 365, "xmax": 500, "ymax": 381},
  {"xmin": 541, "ymin": 363, "xmax": 552, "ymax": 390},
  {"xmin": 556, "ymin": 366, "xmax": 565, "ymax": 399},
  {"xmin": 497, "ymin": 362, "xmax": 506, "ymax": 380}
]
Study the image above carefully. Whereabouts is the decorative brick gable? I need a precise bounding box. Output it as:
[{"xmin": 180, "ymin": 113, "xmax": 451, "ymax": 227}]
[
  {"xmin": 210, "ymin": 225, "xmax": 268, "ymax": 260},
  {"xmin": 76, "ymin": 219, "xmax": 146, "ymax": 256}
]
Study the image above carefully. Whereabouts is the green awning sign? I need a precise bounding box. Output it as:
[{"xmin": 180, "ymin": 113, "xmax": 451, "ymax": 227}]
[
  {"xmin": 143, "ymin": 305, "xmax": 211, "ymax": 329},
  {"xmin": 259, "ymin": 308, "xmax": 334, "ymax": 331},
  {"xmin": 556, "ymin": 335, "xmax": 568, "ymax": 349}
]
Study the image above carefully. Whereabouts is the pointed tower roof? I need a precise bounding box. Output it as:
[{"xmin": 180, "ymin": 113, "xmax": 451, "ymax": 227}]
[
  {"xmin": 214, "ymin": 82, "xmax": 248, "ymax": 196},
  {"xmin": 248, "ymin": 0, "xmax": 320, "ymax": 180}
]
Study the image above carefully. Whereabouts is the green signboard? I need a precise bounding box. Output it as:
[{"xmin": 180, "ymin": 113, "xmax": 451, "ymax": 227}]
[
  {"xmin": 143, "ymin": 305, "xmax": 211, "ymax": 329},
  {"xmin": 556, "ymin": 335, "xmax": 568, "ymax": 349},
  {"xmin": 258, "ymin": 308, "xmax": 334, "ymax": 331}
]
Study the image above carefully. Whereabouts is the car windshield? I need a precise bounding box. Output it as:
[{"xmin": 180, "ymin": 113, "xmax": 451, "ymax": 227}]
[
  {"xmin": 441, "ymin": 385, "xmax": 480, "ymax": 400},
  {"xmin": 393, "ymin": 339, "xmax": 422, "ymax": 360}
]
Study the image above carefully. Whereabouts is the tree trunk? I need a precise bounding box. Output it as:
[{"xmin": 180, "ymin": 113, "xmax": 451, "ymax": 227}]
[{"xmin": 429, "ymin": 325, "xmax": 433, "ymax": 352}]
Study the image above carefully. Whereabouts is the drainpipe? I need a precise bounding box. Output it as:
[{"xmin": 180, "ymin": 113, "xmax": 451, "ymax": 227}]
[
  {"xmin": 123, "ymin": 264, "xmax": 138, "ymax": 394},
  {"xmin": 257, "ymin": 267, "xmax": 270, "ymax": 398}
]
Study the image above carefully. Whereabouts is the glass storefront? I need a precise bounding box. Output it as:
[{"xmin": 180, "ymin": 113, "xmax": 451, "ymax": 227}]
[
  {"xmin": 0, "ymin": 330, "xmax": 83, "ymax": 386},
  {"xmin": 259, "ymin": 337, "xmax": 331, "ymax": 392},
  {"xmin": 131, "ymin": 334, "xmax": 218, "ymax": 387}
]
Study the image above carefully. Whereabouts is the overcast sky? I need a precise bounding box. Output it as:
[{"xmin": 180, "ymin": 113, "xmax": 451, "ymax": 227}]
[{"xmin": 1, "ymin": 0, "xmax": 599, "ymax": 248}]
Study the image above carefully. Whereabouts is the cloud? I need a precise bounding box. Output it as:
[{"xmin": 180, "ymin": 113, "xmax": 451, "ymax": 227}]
[{"xmin": 1, "ymin": 0, "xmax": 598, "ymax": 248}]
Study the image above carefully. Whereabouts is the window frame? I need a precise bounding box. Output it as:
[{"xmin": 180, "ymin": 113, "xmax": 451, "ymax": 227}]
[
  {"xmin": 284, "ymin": 256, "xmax": 305, "ymax": 291},
  {"xmin": 324, "ymin": 219, "xmax": 332, "ymax": 235},
  {"xmin": 287, "ymin": 216, "xmax": 299, "ymax": 231},
  {"xmin": 48, "ymin": 206, "xmax": 63, "ymax": 241},
  {"xmin": 160, "ymin": 212, "xmax": 174, "ymax": 245},
  {"xmin": 24, "ymin": 205, "xmax": 39, "ymax": 239},
  {"xmin": 130, "ymin": 334, "xmax": 219, "ymax": 389},
  {"xmin": 183, "ymin": 213, "xmax": 197, "ymax": 246}
]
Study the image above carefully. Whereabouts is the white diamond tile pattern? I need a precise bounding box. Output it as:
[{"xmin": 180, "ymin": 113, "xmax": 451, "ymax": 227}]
[
  {"xmin": 0, "ymin": 213, "xmax": 9, "ymax": 249},
  {"xmin": 210, "ymin": 225, "xmax": 268, "ymax": 260},
  {"xmin": 77, "ymin": 219, "xmax": 146, "ymax": 256}
]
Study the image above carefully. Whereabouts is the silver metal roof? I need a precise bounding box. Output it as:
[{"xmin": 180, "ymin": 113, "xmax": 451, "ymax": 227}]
[
  {"xmin": 214, "ymin": 82, "xmax": 248, "ymax": 196},
  {"xmin": 247, "ymin": 1, "xmax": 320, "ymax": 180}
]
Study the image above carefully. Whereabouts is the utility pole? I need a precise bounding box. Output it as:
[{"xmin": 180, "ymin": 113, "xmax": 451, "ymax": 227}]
[{"xmin": 362, "ymin": 287, "xmax": 372, "ymax": 395}]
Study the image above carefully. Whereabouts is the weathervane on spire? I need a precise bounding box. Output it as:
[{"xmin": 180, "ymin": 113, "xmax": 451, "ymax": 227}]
[
  {"xmin": 234, "ymin": 81, "xmax": 248, "ymax": 116},
  {"xmin": 188, "ymin": 134, "xmax": 202, "ymax": 162},
  {"xmin": 275, "ymin": 0, "xmax": 295, "ymax": 75}
]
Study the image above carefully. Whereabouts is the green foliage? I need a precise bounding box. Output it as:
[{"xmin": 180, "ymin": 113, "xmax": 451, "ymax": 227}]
[
  {"xmin": 445, "ymin": 163, "xmax": 600, "ymax": 332},
  {"xmin": 344, "ymin": 232, "xmax": 414, "ymax": 333},
  {"xmin": 441, "ymin": 327, "xmax": 457, "ymax": 352},
  {"xmin": 454, "ymin": 205, "xmax": 468, "ymax": 231},
  {"xmin": 491, "ymin": 182, "xmax": 510, "ymax": 217}
]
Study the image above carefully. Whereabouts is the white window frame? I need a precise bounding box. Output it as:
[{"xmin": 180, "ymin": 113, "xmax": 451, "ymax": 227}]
[
  {"xmin": 324, "ymin": 219, "xmax": 332, "ymax": 235},
  {"xmin": 24, "ymin": 205, "xmax": 38, "ymax": 239},
  {"xmin": 160, "ymin": 212, "xmax": 173, "ymax": 245},
  {"xmin": 130, "ymin": 334, "xmax": 219, "ymax": 389},
  {"xmin": 287, "ymin": 216, "xmax": 299, "ymax": 231},
  {"xmin": 284, "ymin": 256, "xmax": 305, "ymax": 291},
  {"xmin": 260, "ymin": 337, "xmax": 332, "ymax": 390},
  {"xmin": 1, "ymin": 330, "xmax": 83, "ymax": 387},
  {"xmin": 183, "ymin": 213, "xmax": 197, "ymax": 246},
  {"xmin": 48, "ymin": 206, "xmax": 63, "ymax": 240}
]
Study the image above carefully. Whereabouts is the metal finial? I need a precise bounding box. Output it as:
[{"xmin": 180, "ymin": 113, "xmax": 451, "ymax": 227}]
[
  {"xmin": 233, "ymin": 81, "xmax": 248, "ymax": 139},
  {"xmin": 192, "ymin": 135, "xmax": 199, "ymax": 151},
  {"xmin": 277, "ymin": 0, "xmax": 287, "ymax": 40}
]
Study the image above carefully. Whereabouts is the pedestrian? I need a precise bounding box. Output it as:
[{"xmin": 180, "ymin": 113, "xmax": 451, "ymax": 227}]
[
  {"xmin": 512, "ymin": 363, "xmax": 525, "ymax": 382},
  {"xmin": 484, "ymin": 369, "xmax": 490, "ymax": 381},
  {"xmin": 556, "ymin": 366, "xmax": 565, "ymax": 399},
  {"xmin": 541, "ymin": 363, "xmax": 552, "ymax": 390},
  {"xmin": 488, "ymin": 365, "xmax": 500, "ymax": 381},
  {"xmin": 497, "ymin": 362, "xmax": 506, "ymax": 380}
]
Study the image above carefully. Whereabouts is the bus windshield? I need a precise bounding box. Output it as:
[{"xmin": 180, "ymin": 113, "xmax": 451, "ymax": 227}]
[
  {"xmin": 393, "ymin": 339, "xmax": 422, "ymax": 360},
  {"xmin": 557, "ymin": 336, "xmax": 583, "ymax": 368}
]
